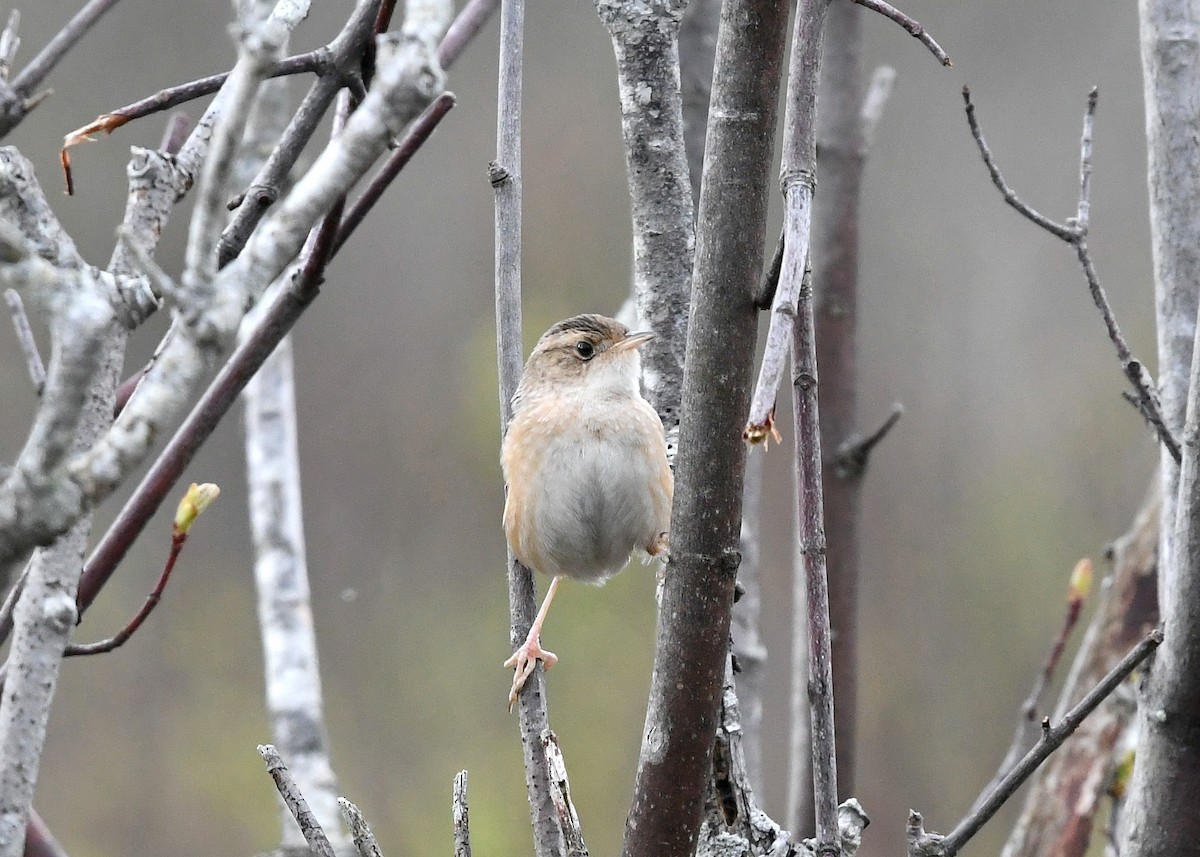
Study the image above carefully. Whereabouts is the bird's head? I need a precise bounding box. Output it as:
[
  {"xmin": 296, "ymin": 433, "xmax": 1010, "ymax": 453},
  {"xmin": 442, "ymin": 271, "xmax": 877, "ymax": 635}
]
[{"xmin": 519, "ymin": 313, "xmax": 654, "ymax": 399}]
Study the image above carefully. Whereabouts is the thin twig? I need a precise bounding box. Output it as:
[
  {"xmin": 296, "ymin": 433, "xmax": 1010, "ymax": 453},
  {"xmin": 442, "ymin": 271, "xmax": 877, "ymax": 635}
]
[
  {"xmin": 65, "ymin": 482, "xmax": 216, "ymax": 657},
  {"xmin": 60, "ymin": 50, "xmax": 328, "ymax": 154},
  {"xmin": 23, "ymin": 810, "xmax": 69, "ymax": 857},
  {"xmin": 4, "ymin": 288, "xmax": 45, "ymax": 394},
  {"xmin": 0, "ymin": 11, "xmax": 20, "ymax": 82},
  {"xmin": 158, "ymin": 111, "xmax": 191, "ymax": 154},
  {"xmin": 793, "ymin": 264, "xmax": 840, "ymax": 856},
  {"xmin": 542, "ymin": 731, "xmax": 588, "ymax": 857},
  {"xmin": 0, "ymin": 0, "xmax": 490, "ymax": 654},
  {"xmin": 453, "ymin": 771, "xmax": 472, "ymax": 857},
  {"xmin": 438, "ymin": 0, "xmax": 500, "ymax": 68},
  {"xmin": 932, "ymin": 629, "xmax": 1163, "ymax": 856},
  {"xmin": 65, "ymin": 534, "xmax": 183, "ymax": 656},
  {"xmin": 216, "ymin": 0, "xmax": 380, "ymax": 268},
  {"xmin": 962, "ymin": 87, "xmax": 1075, "ymax": 240},
  {"xmin": 963, "ymin": 85, "xmax": 1180, "ymax": 464},
  {"xmin": 258, "ymin": 745, "xmax": 337, "ymax": 857},
  {"xmin": 850, "ymin": 0, "xmax": 950, "ymax": 66},
  {"xmin": 338, "ymin": 797, "xmax": 384, "ymax": 857},
  {"xmin": 492, "ymin": 0, "xmax": 563, "ymax": 852},
  {"xmin": 833, "ymin": 403, "xmax": 903, "ymax": 479},
  {"xmin": 0, "ymin": 566, "xmax": 27, "ymax": 638}
]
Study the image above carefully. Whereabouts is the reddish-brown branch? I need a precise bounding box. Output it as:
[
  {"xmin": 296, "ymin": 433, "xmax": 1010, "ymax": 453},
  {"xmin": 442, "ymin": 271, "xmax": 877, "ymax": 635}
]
[{"xmin": 64, "ymin": 532, "xmax": 186, "ymax": 657}]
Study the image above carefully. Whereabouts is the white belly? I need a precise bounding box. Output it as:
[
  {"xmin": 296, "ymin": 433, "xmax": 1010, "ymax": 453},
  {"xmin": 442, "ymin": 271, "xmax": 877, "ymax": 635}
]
[{"xmin": 531, "ymin": 424, "xmax": 664, "ymax": 583}]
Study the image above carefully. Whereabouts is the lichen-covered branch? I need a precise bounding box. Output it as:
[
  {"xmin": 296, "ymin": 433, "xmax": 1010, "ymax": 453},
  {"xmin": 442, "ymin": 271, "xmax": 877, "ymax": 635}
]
[{"xmin": 593, "ymin": 0, "xmax": 693, "ymax": 444}]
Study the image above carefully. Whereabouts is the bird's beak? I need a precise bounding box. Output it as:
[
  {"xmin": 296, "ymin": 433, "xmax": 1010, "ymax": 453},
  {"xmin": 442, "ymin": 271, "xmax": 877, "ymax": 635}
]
[{"xmin": 611, "ymin": 330, "xmax": 655, "ymax": 352}]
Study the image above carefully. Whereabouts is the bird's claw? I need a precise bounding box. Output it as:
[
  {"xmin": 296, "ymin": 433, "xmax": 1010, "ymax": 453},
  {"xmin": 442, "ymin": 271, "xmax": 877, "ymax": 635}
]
[{"xmin": 504, "ymin": 636, "xmax": 558, "ymax": 710}]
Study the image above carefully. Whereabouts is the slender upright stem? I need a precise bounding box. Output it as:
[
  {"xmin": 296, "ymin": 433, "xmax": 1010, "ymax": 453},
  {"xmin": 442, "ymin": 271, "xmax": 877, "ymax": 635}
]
[{"xmin": 492, "ymin": 1, "xmax": 563, "ymax": 854}]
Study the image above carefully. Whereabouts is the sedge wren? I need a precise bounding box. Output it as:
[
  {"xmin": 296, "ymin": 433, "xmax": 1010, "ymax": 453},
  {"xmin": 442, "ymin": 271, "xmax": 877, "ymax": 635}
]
[{"xmin": 502, "ymin": 314, "xmax": 673, "ymax": 706}]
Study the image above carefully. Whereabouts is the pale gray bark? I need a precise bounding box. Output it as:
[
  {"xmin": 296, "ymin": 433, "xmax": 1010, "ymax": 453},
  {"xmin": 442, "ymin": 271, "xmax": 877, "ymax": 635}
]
[
  {"xmin": 237, "ymin": 2, "xmax": 346, "ymax": 848},
  {"xmin": 0, "ymin": 19, "xmax": 444, "ymax": 571},
  {"xmin": 1139, "ymin": 0, "xmax": 1200, "ymax": 620},
  {"xmin": 1121, "ymin": 0, "xmax": 1200, "ymax": 852},
  {"xmin": 593, "ymin": 0, "xmax": 693, "ymax": 446}
]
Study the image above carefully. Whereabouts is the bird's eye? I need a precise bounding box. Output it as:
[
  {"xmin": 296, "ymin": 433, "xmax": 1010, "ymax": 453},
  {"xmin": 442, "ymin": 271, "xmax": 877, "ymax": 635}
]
[{"xmin": 574, "ymin": 340, "xmax": 596, "ymax": 361}]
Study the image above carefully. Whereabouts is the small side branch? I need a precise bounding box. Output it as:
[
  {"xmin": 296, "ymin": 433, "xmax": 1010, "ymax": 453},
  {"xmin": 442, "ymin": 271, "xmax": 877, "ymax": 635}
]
[
  {"xmin": 850, "ymin": 0, "xmax": 950, "ymax": 66},
  {"xmin": 963, "ymin": 86, "xmax": 1180, "ymax": 463},
  {"xmin": 833, "ymin": 403, "xmax": 903, "ymax": 479},
  {"xmin": 4, "ymin": 288, "xmax": 45, "ymax": 394},
  {"xmin": 453, "ymin": 771, "xmax": 472, "ymax": 857},
  {"xmin": 542, "ymin": 731, "xmax": 587, "ymax": 857},
  {"xmin": 258, "ymin": 745, "xmax": 337, "ymax": 857},
  {"xmin": 339, "ymin": 797, "xmax": 384, "ymax": 857}
]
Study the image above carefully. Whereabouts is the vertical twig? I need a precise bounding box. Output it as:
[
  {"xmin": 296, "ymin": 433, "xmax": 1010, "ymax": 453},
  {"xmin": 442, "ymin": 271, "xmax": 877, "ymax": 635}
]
[
  {"xmin": 542, "ymin": 731, "xmax": 588, "ymax": 857},
  {"xmin": 792, "ymin": 264, "xmax": 839, "ymax": 856},
  {"xmin": 453, "ymin": 771, "xmax": 472, "ymax": 857},
  {"xmin": 621, "ymin": 0, "xmax": 788, "ymax": 853},
  {"xmin": 4, "ymin": 288, "xmax": 44, "ymax": 394},
  {"xmin": 492, "ymin": 0, "xmax": 562, "ymax": 855},
  {"xmin": 774, "ymin": 0, "xmax": 838, "ymax": 849},
  {"xmin": 240, "ymin": 20, "xmax": 350, "ymax": 844},
  {"xmin": 802, "ymin": 0, "xmax": 868, "ymax": 825}
]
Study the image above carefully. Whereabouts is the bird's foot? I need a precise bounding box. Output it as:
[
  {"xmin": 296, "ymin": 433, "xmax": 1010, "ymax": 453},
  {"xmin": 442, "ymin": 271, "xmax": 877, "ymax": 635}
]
[{"xmin": 504, "ymin": 634, "xmax": 558, "ymax": 710}]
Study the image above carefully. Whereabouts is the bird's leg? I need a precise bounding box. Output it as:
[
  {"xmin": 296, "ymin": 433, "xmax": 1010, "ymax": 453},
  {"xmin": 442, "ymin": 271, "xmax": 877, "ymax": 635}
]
[{"xmin": 505, "ymin": 574, "xmax": 562, "ymax": 708}]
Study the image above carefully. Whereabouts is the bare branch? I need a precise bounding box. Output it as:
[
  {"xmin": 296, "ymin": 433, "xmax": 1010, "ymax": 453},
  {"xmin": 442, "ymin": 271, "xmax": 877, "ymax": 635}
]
[
  {"xmin": 972, "ymin": 558, "xmax": 1093, "ymax": 817},
  {"xmin": 438, "ymin": 0, "xmax": 500, "ymax": 68},
  {"xmin": 453, "ymin": 771, "xmax": 472, "ymax": 857},
  {"xmin": 0, "ymin": 0, "xmax": 123, "ymax": 137},
  {"xmin": 4, "ymin": 288, "xmax": 44, "ymax": 394},
  {"xmin": 791, "ymin": 262, "xmax": 840, "ymax": 854},
  {"xmin": 258, "ymin": 745, "xmax": 337, "ymax": 857},
  {"xmin": 833, "ymin": 403, "xmax": 903, "ymax": 479},
  {"xmin": 61, "ymin": 49, "xmax": 330, "ymax": 154},
  {"xmin": 963, "ymin": 86, "xmax": 1180, "ymax": 464},
  {"xmin": 850, "ymin": 0, "xmax": 950, "ymax": 66},
  {"xmin": 962, "ymin": 87, "xmax": 1074, "ymax": 240},
  {"xmin": 0, "ymin": 12, "xmax": 19, "ymax": 82},
  {"xmin": 1003, "ymin": 490, "xmax": 1157, "ymax": 857},
  {"xmin": 542, "ymin": 731, "xmax": 588, "ymax": 857},
  {"xmin": 746, "ymin": 0, "xmax": 833, "ymax": 447},
  {"xmin": 339, "ymin": 797, "xmax": 384, "ymax": 857},
  {"xmin": 593, "ymin": 0, "xmax": 694, "ymax": 449},
  {"xmin": 491, "ymin": 0, "xmax": 564, "ymax": 853},
  {"xmin": 11, "ymin": 0, "xmax": 121, "ymax": 95},
  {"xmin": 215, "ymin": 0, "xmax": 382, "ymax": 267}
]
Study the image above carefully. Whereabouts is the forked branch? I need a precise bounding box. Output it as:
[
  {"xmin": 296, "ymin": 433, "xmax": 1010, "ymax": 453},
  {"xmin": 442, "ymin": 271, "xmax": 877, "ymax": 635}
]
[{"xmin": 963, "ymin": 86, "xmax": 1180, "ymax": 463}]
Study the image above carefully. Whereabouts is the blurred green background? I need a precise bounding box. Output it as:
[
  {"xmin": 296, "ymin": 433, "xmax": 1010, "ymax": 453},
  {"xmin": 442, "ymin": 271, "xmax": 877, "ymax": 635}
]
[{"xmin": 0, "ymin": 1, "xmax": 1155, "ymax": 856}]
